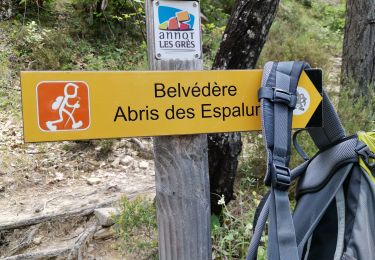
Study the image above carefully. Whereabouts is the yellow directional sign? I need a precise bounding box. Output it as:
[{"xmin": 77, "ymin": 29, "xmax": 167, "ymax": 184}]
[{"xmin": 21, "ymin": 70, "xmax": 322, "ymax": 142}]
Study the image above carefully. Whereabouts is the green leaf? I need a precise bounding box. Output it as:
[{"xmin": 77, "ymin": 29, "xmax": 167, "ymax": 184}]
[{"xmin": 211, "ymin": 214, "xmax": 220, "ymax": 230}]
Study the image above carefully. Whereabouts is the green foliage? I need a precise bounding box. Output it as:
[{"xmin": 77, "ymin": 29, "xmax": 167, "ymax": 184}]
[
  {"xmin": 258, "ymin": 0, "xmax": 345, "ymax": 70},
  {"xmin": 0, "ymin": 26, "xmax": 21, "ymax": 117},
  {"xmin": 202, "ymin": 23, "xmax": 226, "ymax": 69},
  {"xmin": 80, "ymin": 42, "xmax": 148, "ymax": 70},
  {"xmin": 7, "ymin": 0, "xmax": 148, "ymax": 72},
  {"xmin": 14, "ymin": 0, "xmax": 57, "ymax": 26},
  {"xmin": 211, "ymin": 190, "xmax": 267, "ymax": 260},
  {"xmin": 200, "ymin": 0, "xmax": 232, "ymax": 69},
  {"xmin": 312, "ymin": 2, "xmax": 346, "ymax": 34},
  {"xmin": 17, "ymin": 0, "xmax": 55, "ymax": 12},
  {"xmin": 96, "ymin": 139, "xmax": 114, "ymax": 157},
  {"xmin": 113, "ymin": 196, "xmax": 158, "ymax": 259},
  {"xmin": 238, "ymin": 133, "xmax": 267, "ymax": 181},
  {"xmin": 0, "ymin": 52, "xmax": 19, "ymax": 110},
  {"xmin": 297, "ymin": 0, "xmax": 312, "ymax": 8},
  {"xmin": 71, "ymin": 0, "xmax": 146, "ymax": 41},
  {"xmin": 0, "ymin": 87, "xmax": 21, "ymax": 118},
  {"xmin": 338, "ymin": 83, "xmax": 375, "ymax": 135},
  {"xmin": 0, "ymin": 48, "xmax": 11, "ymax": 90},
  {"xmin": 201, "ymin": 0, "xmax": 233, "ymax": 26},
  {"xmin": 10, "ymin": 17, "xmax": 147, "ymax": 71},
  {"xmin": 14, "ymin": 20, "xmax": 76, "ymax": 70},
  {"xmin": 201, "ymin": 0, "xmax": 234, "ymax": 17}
]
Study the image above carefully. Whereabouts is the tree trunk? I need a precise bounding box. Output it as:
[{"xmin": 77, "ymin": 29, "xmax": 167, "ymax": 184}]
[
  {"xmin": 0, "ymin": 0, "xmax": 13, "ymax": 21},
  {"xmin": 208, "ymin": 0, "xmax": 280, "ymax": 215},
  {"xmin": 342, "ymin": 0, "xmax": 375, "ymax": 95}
]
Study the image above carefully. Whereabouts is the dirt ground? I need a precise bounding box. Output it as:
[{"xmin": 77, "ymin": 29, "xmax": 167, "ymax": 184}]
[{"xmin": 0, "ymin": 104, "xmax": 156, "ymax": 258}]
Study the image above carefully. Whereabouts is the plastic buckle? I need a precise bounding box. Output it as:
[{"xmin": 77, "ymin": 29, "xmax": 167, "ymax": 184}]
[
  {"xmin": 356, "ymin": 143, "xmax": 375, "ymax": 169},
  {"xmin": 273, "ymin": 88, "xmax": 297, "ymax": 108},
  {"xmin": 271, "ymin": 164, "xmax": 291, "ymax": 191}
]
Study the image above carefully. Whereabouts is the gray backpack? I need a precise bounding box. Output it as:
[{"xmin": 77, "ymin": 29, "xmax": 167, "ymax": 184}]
[{"xmin": 247, "ymin": 61, "xmax": 375, "ymax": 260}]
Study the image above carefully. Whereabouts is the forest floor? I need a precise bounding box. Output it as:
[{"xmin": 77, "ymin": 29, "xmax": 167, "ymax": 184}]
[
  {"xmin": 0, "ymin": 127, "xmax": 155, "ymax": 259},
  {"xmin": 0, "ymin": 106, "xmax": 156, "ymax": 259},
  {"xmin": 0, "ymin": 107, "xmax": 156, "ymax": 259}
]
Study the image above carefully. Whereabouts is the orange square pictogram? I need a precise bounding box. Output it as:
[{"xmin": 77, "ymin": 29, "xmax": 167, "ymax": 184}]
[{"xmin": 37, "ymin": 81, "xmax": 90, "ymax": 132}]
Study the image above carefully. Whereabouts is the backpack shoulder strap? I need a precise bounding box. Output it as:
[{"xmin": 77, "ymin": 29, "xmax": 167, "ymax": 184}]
[
  {"xmin": 257, "ymin": 61, "xmax": 309, "ymax": 260},
  {"xmin": 259, "ymin": 61, "xmax": 309, "ymax": 187},
  {"xmin": 292, "ymin": 90, "xmax": 347, "ymax": 163},
  {"xmin": 307, "ymin": 91, "xmax": 346, "ymax": 149}
]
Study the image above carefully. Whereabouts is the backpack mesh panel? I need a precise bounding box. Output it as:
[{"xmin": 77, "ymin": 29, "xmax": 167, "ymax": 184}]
[{"xmin": 298, "ymin": 138, "xmax": 358, "ymax": 194}]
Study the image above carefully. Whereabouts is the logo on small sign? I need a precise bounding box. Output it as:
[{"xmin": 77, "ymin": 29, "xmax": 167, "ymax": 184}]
[
  {"xmin": 153, "ymin": 0, "xmax": 201, "ymax": 60},
  {"xmin": 158, "ymin": 7, "xmax": 194, "ymax": 31},
  {"xmin": 36, "ymin": 81, "xmax": 90, "ymax": 132},
  {"xmin": 294, "ymin": 86, "xmax": 311, "ymax": 115}
]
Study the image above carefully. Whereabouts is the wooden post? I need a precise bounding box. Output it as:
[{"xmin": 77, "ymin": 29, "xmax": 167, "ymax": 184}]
[{"xmin": 145, "ymin": 1, "xmax": 212, "ymax": 259}]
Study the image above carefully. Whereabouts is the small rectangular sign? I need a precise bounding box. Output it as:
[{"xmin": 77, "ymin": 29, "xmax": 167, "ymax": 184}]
[
  {"xmin": 153, "ymin": 0, "xmax": 202, "ymax": 60},
  {"xmin": 21, "ymin": 70, "xmax": 322, "ymax": 142}
]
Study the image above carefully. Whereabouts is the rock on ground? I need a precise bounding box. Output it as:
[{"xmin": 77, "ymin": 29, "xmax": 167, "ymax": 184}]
[{"xmin": 94, "ymin": 207, "xmax": 118, "ymax": 227}]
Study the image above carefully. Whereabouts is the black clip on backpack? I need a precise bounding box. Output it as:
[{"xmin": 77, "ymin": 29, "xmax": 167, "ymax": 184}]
[{"xmin": 247, "ymin": 61, "xmax": 375, "ymax": 260}]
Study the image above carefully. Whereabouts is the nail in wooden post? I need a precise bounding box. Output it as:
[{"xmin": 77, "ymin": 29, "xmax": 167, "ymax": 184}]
[{"xmin": 145, "ymin": 0, "xmax": 212, "ymax": 259}]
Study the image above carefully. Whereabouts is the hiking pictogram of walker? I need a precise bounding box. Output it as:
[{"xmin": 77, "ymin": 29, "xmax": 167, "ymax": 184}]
[{"xmin": 46, "ymin": 83, "xmax": 83, "ymax": 131}]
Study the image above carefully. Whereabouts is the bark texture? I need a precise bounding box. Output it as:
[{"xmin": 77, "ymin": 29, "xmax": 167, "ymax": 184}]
[
  {"xmin": 209, "ymin": 0, "xmax": 280, "ymax": 215},
  {"xmin": 0, "ymin": 0, "xmax": 13, "ymax": 21},
  {"xmin": 342, "ymin": 0, "xmax": 375, "ymax": 94}
]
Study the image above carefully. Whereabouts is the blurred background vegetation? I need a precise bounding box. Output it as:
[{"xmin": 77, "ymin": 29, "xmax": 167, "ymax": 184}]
[{"xmin": 0, "ymin": 0, "xmax": 373, "ymax": 259}]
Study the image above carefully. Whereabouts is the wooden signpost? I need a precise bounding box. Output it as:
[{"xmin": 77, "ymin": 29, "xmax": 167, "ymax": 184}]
[
  {"xmin": 146, "ymin": 1, "xmax": 211, "ymax": 259},
  {"xmin": 20, "ymin": 0, "xmax": 323, "ymax": 259}
]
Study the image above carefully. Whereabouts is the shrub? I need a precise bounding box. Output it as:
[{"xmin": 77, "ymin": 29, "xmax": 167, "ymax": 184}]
[
  {"xmin": 13, "ymin": 20, "xmax": 76, "ymax": 70},
  {"xmin": 238, "ymin": 133, "xmax": 267, "ymax": 182},
  {"xmin": 113, "ymin": 196, "xmax": 158, "ymax": 259},
  {"xmin": 201, "ymin": 0, "xmax": 235, "ymax": 16},
  {"xmin": 71, "ymin": 0, "xmax": 146, "ymax": 41},
  {"xmin": 211, "ymin": 189, "xmax": 267, "ymax": 260},
  {"xmin": 338, "ymin": 82, "xmax": 375, "ymax": 135},
  {"xmin": 258, "ymin": 0, "xmax": 345, "ymax": 70}
]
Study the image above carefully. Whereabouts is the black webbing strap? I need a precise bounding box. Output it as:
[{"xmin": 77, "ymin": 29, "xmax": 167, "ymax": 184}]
[
  {"xmin": 248, "ymin": 61, "xmax": 309, "ymax": 260},
  {"xmin": 293, "ymin": 129, "xmax": 310, "ymax": 161},
  {"xmin": 307, "ymin": 91, "xmax": 346, "ymax": 149}
]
